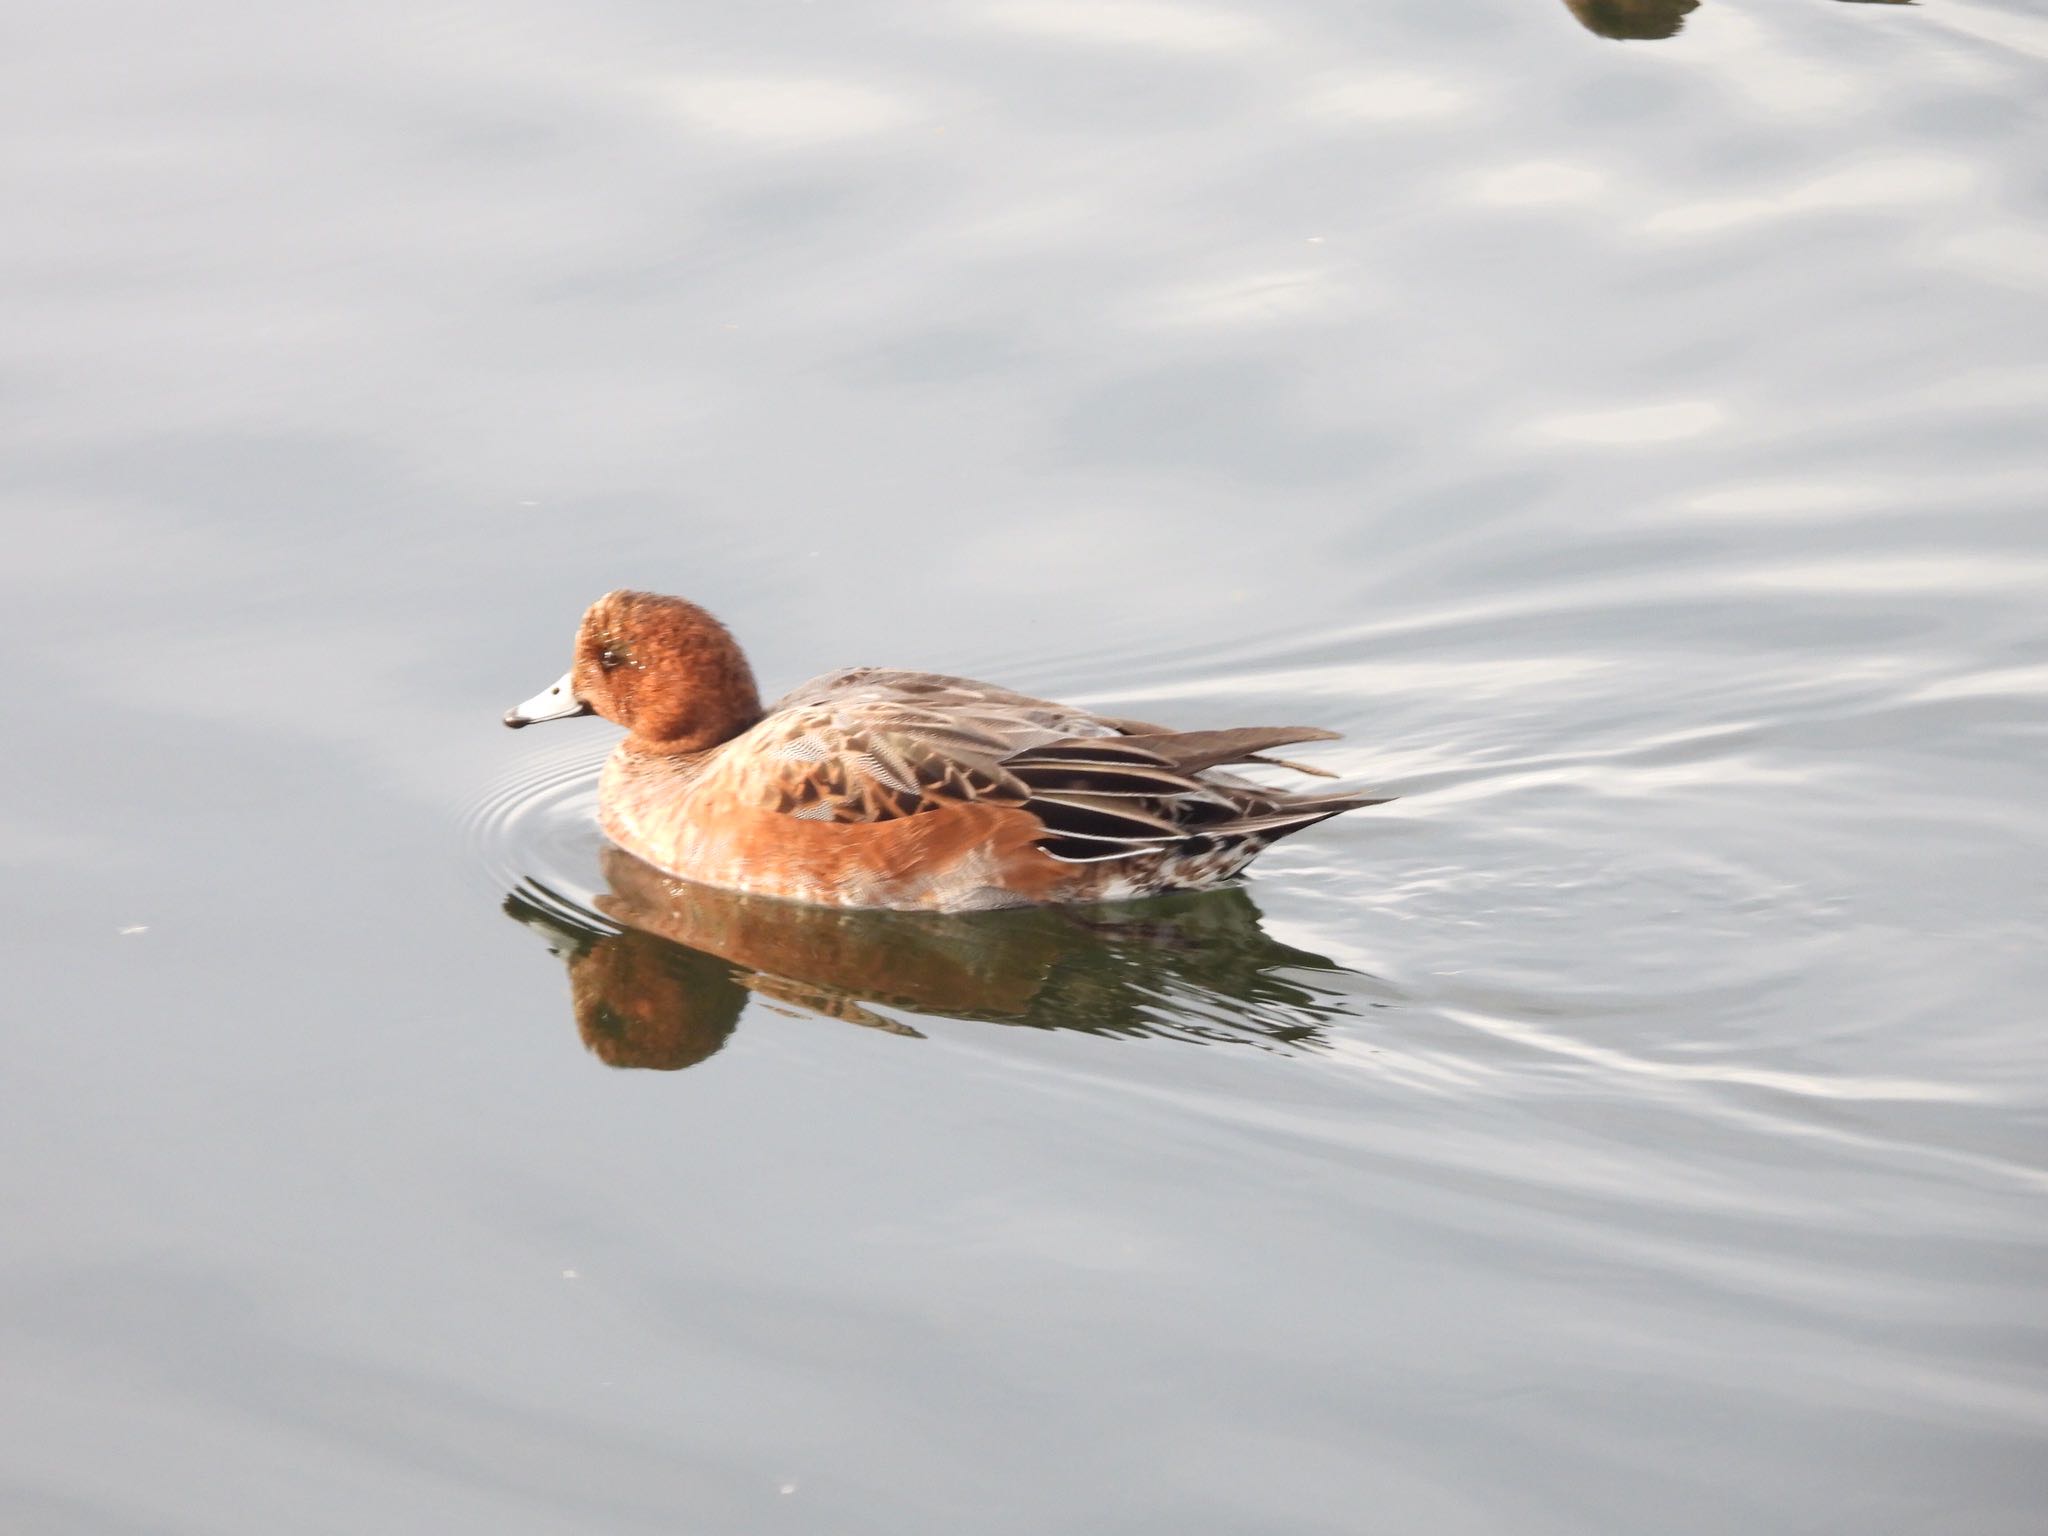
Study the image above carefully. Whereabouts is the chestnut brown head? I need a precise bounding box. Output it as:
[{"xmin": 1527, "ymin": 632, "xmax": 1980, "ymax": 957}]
[{"xmin": 504, "ymin": 590, "xmax": 764, "ymax": 752}]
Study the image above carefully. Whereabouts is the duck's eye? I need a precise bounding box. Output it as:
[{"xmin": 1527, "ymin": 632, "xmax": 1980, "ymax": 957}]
[{"xmin": 599, "ymin": 647, "xmax": 625, "ymax": 671}]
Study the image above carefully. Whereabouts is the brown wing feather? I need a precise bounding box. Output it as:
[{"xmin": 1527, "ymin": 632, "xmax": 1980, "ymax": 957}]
[
  {"xmin": 738, "ymin": 671, "xmax": 1384, "ymax": 870},
  {"xmin": 1002, "ymin": 726, "xmax": 1380, "ymax": 865},
  {"xmin": 744, "ymin": 707, "xmax": 1027, "ymax": 823},
  {"xmin": 1111, "ymin": 727, "xmax": 1343, "ymax": 775},
  {"xmin": 740, "ymin": 669, "xmax": 1115, "ymax": 825}
]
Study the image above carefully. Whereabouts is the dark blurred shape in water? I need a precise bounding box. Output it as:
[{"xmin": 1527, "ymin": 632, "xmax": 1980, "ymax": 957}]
[
  {"xmin": 1564, "ymin": 0, "xmax": 1701, "ymax": 39},
  {"xmin": 1564, "ymin": 0, "xmax": 1909, "ymax": 41},
  {"xmin": 505, "ymin": 848, "xmax": 1378, "ymax": 1070}
]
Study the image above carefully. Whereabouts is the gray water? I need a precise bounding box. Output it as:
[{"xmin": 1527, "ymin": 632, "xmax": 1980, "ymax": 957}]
[{"xmin": 6, "ymin": 1, "xmax": 2047, "ymax": 1532}]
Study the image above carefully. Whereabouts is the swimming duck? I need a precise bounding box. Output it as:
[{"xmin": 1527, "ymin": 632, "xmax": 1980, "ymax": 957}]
[{"xmin": 504, "ymin": 590, "xmax": 1388, "ymax": 911}]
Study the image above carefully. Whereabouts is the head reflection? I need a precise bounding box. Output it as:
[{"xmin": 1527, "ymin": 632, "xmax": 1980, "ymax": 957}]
[
  {"xmin": 1563, "ymin": 0, "xmax": 1908, "ymax": 40},
  {"xmin": 506, "ymin": 848, "xmax": 1377, "ymax": 1072}
]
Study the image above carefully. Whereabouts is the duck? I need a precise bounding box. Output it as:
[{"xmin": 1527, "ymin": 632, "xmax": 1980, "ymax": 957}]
[{"xmin": 503, "ymin": 590, "xmax": 1390, "ymax": 912}]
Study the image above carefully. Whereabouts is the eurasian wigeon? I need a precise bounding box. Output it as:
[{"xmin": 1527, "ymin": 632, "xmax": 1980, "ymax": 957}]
[{"xmin": 504, "ymin": 590, "xmax": 1390, "ymax": 911}]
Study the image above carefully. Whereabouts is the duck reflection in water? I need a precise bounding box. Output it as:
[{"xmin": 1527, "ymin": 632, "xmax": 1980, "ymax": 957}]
[
  {"xmin": 1564, "ymin": 0, "xmax": 1908, "ymax": 41},
  {"xmin": 506, "ymin": 848, "xmax": 1382, "ymax": 1072}
]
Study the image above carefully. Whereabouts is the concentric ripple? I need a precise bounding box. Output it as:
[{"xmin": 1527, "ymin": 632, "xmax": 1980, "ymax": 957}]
[{"xmin": 464, "ymin": 733, "xmax": 616, "ymax": 925}]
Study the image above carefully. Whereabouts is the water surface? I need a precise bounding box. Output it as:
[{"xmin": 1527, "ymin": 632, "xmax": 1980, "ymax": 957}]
[{"xmin": 5, "ymin": 1, "xmax": 2047, "ymax": 1531}]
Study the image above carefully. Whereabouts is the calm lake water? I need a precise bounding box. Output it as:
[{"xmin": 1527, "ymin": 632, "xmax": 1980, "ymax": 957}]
[{"xmin": 6, "ymin": 1, "xmax": 2047, "ymax": 1531}]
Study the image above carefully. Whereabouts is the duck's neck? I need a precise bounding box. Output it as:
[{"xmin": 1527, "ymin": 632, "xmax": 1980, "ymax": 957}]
[
  {"xmin": 623, "ymin": 707, "xmax": 762, "ymax": 759},
  {"xmin": 626, "ymin": 609, "xmax": 765, "ymax": 755},
  {"xmin": 624, "ymin": 701, "xmax": 763, "ymax": 757}
]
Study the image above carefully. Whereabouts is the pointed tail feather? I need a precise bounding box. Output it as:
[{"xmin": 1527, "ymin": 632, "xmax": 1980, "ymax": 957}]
[
  {"xmin": 1242, "ymin": 752, "xmax": 1339, "ymax": 779},
  {"xmin": 1217, "ymin": 793, "xmax": 1393, "ymax": 838},
  {"xmin": 1112, "ymin": 726, "xmax": 1343, "ymax": 776}
]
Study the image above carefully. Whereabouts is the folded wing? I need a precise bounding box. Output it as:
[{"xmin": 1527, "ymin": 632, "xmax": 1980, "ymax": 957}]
[{"xmin": 741, "ymin": 669, "xmax": 1388, "ymax": 864}]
